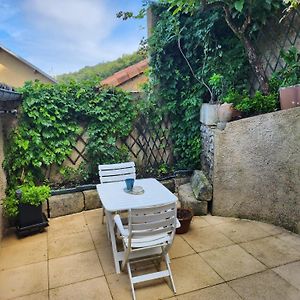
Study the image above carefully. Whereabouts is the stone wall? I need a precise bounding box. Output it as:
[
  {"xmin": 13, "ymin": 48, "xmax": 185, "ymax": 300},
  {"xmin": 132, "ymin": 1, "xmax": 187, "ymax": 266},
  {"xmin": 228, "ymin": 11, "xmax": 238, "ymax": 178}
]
[
  {"xmin": 200, "ymin": 124, "xmax": 215, "ymax": 182},
  {"xmin": 0, "ymin": 119, "xmax": 7, "ymax": 245},
  {"xmin": 213, "ymin": 107, "xmax": 300, "ymax": 232}
]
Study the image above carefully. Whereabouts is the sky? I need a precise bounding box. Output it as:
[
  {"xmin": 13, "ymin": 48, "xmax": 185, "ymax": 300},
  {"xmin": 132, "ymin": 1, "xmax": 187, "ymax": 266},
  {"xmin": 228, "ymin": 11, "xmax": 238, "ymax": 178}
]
[{"xmin": 0, "ymin": 0, "xmax": 146, "ymax": 76}]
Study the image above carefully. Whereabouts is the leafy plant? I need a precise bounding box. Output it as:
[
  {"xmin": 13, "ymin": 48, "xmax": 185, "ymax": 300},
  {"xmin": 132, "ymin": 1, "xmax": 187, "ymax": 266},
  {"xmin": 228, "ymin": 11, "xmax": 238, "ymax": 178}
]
[
  {"xmin": 231, "ymin": 91, "xmax": 279, "ymax": 116},
  {"xmin": 272, "ymin": 47, "xmax": 300, "ymax": 88},
  {"xmin": 208, "ymin": 73, "xmax": 224, "ymax": 101},
  {"xmin": 3, "ymin": 185, "xmax": 50, "ymax": 217},
  {"xmin": 4, "ymin": 79, "xmax": 136, "ymax": 189}
]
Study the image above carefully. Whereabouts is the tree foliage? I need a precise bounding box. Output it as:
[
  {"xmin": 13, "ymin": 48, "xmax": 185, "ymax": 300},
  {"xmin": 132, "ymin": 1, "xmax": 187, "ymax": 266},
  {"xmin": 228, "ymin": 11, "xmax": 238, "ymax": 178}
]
[
  {"xmin": 56, "ymin": 52, "xmax": 146, "ymax": 83},
  {"xmin": 161, "ymin": 0, "xmax": 285, "ymax": 94}
]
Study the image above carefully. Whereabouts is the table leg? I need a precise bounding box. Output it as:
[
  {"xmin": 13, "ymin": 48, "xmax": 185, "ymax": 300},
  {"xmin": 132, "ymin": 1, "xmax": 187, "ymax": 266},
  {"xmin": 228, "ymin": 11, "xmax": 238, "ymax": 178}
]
[{"xmin": 106, "ymin": 211, "xmax": 121, "ymax": 273}]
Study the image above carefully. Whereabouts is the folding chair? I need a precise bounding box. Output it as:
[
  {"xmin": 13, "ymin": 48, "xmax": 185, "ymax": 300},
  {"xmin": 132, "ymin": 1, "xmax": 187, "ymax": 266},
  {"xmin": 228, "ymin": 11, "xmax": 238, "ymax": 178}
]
[
  {"xmin": 98, "ymin": 162, "xmax": 136, "ymax": 227},
  {"xmin": 114, "ymin": 202, "xmax": 177, "ymax": 300}
]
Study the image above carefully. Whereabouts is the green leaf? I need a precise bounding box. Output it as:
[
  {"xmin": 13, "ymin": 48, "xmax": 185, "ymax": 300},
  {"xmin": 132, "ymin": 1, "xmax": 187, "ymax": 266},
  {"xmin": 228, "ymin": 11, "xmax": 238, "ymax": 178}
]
[{"xmin": 234, "ymin": 0, "xmax": 244, "ymax": 12}]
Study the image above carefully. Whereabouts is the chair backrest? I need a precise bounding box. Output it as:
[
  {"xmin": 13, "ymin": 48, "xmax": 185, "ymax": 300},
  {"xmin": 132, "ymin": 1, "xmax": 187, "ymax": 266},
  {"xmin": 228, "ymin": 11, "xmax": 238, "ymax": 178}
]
[
  {"xmin": 128, "ymin": 202, "xmax": 177, "ymax": 244},
  {"xmin": 98, "ymin": 161, "xmax": 136, "ymax": 184}
]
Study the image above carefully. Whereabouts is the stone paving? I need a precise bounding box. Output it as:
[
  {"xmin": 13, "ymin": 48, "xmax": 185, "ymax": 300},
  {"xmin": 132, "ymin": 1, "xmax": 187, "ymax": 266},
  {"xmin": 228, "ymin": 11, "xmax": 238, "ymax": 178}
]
[{"xmin": 0, "ymin": 209, "xmax": 300, "ymax": 300}]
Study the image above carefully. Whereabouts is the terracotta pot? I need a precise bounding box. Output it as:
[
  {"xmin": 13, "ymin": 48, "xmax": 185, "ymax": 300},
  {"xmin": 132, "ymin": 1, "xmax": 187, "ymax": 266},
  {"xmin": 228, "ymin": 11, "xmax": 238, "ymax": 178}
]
[
  {"xmin": 279, "ymin": 85, "xmax": 300, "ymax": 110},
  {"xmin": 176, "ymin": 208, "xmax": 193, "ymax": 234},
  {"xmin": 218, "ymin": 103, "xmax": 233, "ymax": 122}
]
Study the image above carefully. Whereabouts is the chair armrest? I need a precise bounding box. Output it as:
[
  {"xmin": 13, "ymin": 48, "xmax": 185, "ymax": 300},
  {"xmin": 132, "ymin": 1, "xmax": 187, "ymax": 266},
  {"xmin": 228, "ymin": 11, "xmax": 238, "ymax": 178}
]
[
  {"xmin": 176, "ymin": 218, "xmax": 181, "ymax": 229},
  {"xmin": 114, "ymin": 214, "xmax": 127, "ymax": 236}
]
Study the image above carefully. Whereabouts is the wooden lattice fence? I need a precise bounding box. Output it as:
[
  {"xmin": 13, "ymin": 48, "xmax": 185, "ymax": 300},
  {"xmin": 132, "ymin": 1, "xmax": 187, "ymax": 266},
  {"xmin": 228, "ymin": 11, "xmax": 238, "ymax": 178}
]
[{"xmin": 250, "ymin": 9, "xmax": 300, "ymax": 92}]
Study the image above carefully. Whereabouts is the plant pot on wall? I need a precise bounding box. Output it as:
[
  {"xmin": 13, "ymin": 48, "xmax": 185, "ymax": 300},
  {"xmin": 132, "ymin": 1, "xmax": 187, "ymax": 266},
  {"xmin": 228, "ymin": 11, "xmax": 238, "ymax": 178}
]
[
  {"xmin": 279, "ymin": 85, "xmax": 300, "ymax": 110},
  {"xmin": 218, "ymin": 103, "xmax": 234, "ymax": 122},
  {"xmin": 176, "ymin": 208, "xmax": 193, "ymax": 234},
  {"xmin": 200, "ymin": 103, "xmax": 219, "ymax": 126}
]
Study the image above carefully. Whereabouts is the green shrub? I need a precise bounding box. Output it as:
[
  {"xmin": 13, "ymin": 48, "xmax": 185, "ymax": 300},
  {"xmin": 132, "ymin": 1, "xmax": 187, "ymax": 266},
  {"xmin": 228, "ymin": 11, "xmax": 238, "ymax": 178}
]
[{"xmin": 235, "ymin": 91, "xmax": 279, "ymax": 116}]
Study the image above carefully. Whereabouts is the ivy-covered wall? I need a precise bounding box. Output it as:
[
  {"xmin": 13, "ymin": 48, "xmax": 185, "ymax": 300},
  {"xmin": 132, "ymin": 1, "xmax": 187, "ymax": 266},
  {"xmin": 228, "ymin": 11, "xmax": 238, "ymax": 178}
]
[
  {"xmin": 4, "ymin": 80, "xmax": 136, "ymax": 190},
  {"xmin": 147, "ymin": 4, "xmax": 250, "ymax": 169}
]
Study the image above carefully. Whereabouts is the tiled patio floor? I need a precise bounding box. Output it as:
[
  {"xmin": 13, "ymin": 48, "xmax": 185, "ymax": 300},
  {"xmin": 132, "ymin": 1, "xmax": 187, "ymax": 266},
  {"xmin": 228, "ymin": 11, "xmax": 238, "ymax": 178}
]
[{"xmin": 0, "ymin": 209, "xmax": 300, "ymax": 300}]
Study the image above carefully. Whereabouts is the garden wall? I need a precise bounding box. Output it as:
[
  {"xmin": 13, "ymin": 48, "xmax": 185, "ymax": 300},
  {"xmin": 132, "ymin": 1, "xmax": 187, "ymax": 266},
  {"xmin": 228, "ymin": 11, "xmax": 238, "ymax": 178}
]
[
  {"xmin": 0, "ymin": 119, "xmax": 7, "ymax": 244},
  {"xmin": 213, "ymin": 107, "xmax": 300, "ymax": 232}
]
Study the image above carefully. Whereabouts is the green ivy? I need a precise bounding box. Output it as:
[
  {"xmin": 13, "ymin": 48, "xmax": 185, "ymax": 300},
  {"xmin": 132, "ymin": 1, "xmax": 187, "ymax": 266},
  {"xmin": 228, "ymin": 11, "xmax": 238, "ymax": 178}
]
[
  {"xmin": 4, "ymin": 80, "xmax": 136, "ymax": 189},
  {"xmin": 146, "ymin": 5, "xmax": 250, "ymax": 168}
]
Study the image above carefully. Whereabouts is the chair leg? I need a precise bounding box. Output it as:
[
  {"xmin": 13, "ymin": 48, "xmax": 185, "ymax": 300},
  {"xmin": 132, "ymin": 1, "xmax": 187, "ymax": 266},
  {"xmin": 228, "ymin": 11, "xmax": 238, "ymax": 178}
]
[
  {"xmin": 127, "ymin": 262, "xmax": 136, "ymax": 300},
  {"xmin": 165, "ymin": 254, "xmax": 176, "ymax": 294}
]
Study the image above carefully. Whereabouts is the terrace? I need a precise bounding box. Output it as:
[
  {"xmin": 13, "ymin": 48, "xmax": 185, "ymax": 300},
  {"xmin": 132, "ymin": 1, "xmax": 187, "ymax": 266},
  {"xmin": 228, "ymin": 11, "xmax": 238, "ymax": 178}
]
[
  {"xmin": 1, "ymin": 209, "xmax": 299, "ymax": 300},
  {"xmin": 0, "ymin": 2, "xmax": 300, "ymax": 300}
]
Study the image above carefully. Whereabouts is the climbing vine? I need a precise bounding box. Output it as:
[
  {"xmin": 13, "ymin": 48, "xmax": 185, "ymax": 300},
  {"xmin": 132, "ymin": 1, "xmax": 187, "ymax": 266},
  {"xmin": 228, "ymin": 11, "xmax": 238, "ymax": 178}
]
[
  {"xmin": 4, "ymin": 80, "xmax": 136, "ymax": 189},
  {"xmin": 145, "ymin": 4, "xmax": 250, "ymax": 168}
]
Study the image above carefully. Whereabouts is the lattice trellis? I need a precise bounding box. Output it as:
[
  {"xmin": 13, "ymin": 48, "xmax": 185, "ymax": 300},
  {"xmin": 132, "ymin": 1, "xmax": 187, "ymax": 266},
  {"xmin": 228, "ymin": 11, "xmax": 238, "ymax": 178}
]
[
  {"xmin": 121, "ymin": 114, "xmax": 173, "ymax": 169},
  {"xmin": 63, "ymin": 115, "xmax": 173, "ymax": 171},
  {"xmin": 66, "ymin": 128, "xmax": 88, "ymax": 166},
  {"xmin": 250, "ymin": 9, "xmax": 300, "ymax": 92}
]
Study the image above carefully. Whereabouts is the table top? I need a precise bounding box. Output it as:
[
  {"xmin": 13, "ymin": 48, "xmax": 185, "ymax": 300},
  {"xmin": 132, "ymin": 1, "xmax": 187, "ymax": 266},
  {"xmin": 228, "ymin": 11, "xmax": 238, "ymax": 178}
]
[{"xmin": 96, "ymin": 178, "xmax": 177, "ymax": 212}]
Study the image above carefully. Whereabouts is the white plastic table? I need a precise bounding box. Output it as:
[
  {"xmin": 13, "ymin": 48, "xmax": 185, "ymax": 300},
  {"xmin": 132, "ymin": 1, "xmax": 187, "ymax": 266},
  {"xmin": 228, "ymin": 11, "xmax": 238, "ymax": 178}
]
[{"xmin": 96, "ymin": 178, "xmax": 177, "ymax": 273}]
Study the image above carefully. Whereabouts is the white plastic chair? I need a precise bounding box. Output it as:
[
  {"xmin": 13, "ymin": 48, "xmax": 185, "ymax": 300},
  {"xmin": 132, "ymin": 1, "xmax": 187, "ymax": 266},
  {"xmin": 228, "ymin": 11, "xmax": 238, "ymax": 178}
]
[
  {"xmin": 114, "ymin": 202, "xmax": 177, "ymax": 300},
  {"xmin": 98, "ymin": 162, "xmax": 136, "ymax": 225}
]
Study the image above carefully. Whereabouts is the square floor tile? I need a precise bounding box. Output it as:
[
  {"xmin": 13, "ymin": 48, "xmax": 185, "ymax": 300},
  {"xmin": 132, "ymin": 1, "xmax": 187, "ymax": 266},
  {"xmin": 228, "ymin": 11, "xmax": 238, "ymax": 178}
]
[
  {"xmin": 84, "ymin": 209, "xmax": 103, "ymax": 231},
  {"xmin": 182, "ymin": 226, "xmax": 233, "ymax": 253},
  {"xmin": 1, "ymin": 229, "xmax": 47, "ymax": 249},
  {"xmin": 48, "ymin": 231, "xmax": 95, "ymax": 259},
  {"xmin": 200, "ymin": 244, "xmax": 266, "ymax": 281},
  {"xmin": 241, "ymin": 236, "xmax": 300, "ymax": 267},
  {"xmin": 273, "ymin": 261, "xmax": 300, "ymax": 291},
  {"xmin": 201, "ymin": 215, "xmax": 235, "ymax": 225},
  {"xmin": 14, "ymin": 291, "xmax": 48, "ymax": 300},
  {"xmin": 189, "ymin": 217, "xmax": 210, "ymax": 228},
  {"xmin": 177, "ymin": 283, "xmax": 241, "ymax": 300},
  {"xmin": 229, "ymin": 270, "xmax": 300, "ymax": 300},
  {"xmin": 49, "ymin": 250, "xmax": 103, "ymax": 288},
  {"xmin": 171, "ymin": 254, "xmax": 223, "ymax": 294},
  {"xmin": 253, "ymin": 221, "xmax": 286, "ymax": 236},
  {"xmin": 214, "ymin": 219, "xmax": 271, "ymax": 243},
  {"xmin": 0, "ymin": 261, "xmax": 47, "ymax": 299},
  {"xmin": 48, "ymin": 213, "xmax": 88, "ymax": 238},
  {"xmin": 276, "ymin": 232, "xmax": 300, "ymax": 252},
  {"xmin": 50, "ymin": 276, "xmax": 112, "ymax": 300},
  {"xmin": 90, "ymin": 228, "xmax": 111, "ymax": 249},
  {"xmin": 107, "ymin": 271, "xmax": 174, "ymax": 300},
  {"xmin": 0, "ymin": 239, "xmax": 47, "ymax": 271},
  {"xmin": 169, "ymin": 236, "xmax": 195, "ymax": 259},
  {"xmin": 96, "ymin": 246, "xmax": 116, "ymax": 275}
]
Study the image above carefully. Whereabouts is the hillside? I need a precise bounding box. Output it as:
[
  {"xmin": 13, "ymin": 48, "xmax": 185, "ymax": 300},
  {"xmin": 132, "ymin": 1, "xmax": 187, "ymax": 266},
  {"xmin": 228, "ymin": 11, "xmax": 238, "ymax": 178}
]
[{"xmin": 56, "ymin": 52, "xmax": 146, "ymax": 83}]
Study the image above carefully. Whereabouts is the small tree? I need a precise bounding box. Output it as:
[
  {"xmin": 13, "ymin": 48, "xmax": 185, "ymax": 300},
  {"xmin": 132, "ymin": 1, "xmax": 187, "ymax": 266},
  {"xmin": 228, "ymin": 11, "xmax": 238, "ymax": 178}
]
[{"xmin": 162, "ymin": 0, "xmax": 288, "ymax": 94}]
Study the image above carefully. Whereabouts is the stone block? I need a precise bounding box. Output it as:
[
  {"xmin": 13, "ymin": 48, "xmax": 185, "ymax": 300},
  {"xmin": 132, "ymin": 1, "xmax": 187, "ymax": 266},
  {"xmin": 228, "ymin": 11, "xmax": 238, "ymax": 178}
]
[
  {"xmin": 42, "ymin": 201, "xmax": 48, "ymax": 218},
  {"xmin": 160, "ymin": 179, "xmax": 175, "ymax": 193},
  {"xmin": 178, "ymin": 183, "xmax": 207, "ymax": 216},
  {"xmin": 191, "ymin": 170, "xmax": 212, "ymax": 201},
  {"xmin": 174, "ymin": 176, "xmax": 191, "ymax": 193},
  {"xmin": 83, "ymin": 190, "xmax": 101, "ymax": 210},
  {"xmin": 49, "ymin": 192, "xmax": 84, "ymax": 218}
]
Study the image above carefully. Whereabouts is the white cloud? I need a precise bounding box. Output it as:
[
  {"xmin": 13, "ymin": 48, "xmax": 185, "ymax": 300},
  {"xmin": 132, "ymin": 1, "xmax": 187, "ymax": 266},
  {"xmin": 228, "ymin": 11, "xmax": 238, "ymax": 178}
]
[
  {"xmin": 0, "ymin": 0, "xmax": 145, "ymax": 75},
  {"xmin": 21, "ymin": 0, "xmax": 135, "ymax": 74}
]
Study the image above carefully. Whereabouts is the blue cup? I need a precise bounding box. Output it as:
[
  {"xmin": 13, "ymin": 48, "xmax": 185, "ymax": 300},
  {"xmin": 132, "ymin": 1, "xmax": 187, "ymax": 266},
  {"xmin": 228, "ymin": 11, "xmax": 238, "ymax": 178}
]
[{"xmin": 125, "ymin": 178, "xmax": 134, "ymax": 191}]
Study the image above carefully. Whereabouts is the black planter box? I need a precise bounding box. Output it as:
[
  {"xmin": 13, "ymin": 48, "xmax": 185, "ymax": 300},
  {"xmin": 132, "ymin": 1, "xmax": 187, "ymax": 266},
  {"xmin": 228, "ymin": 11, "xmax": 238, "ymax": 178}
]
[{"xmin": 16, "ymin": 203, "xmax": 48, "ymax": 237}]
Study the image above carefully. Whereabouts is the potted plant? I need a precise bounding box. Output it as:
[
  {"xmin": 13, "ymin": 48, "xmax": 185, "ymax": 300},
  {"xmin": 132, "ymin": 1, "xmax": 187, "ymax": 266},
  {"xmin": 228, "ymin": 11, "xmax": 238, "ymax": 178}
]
[
  {"xmin": 200, "ymin": 73, "xmax": 224, "ymax": 125},
  {"xmin": 273, "ymin": 47, "xmax": 300, "ymax": 110},
  {"xmin": 3, "ymin": 185, "xmax": 50, "ymax": 237},
  {"xmin": 176, "ymin": 208, "xmax": 193, "ymax": 234}
]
